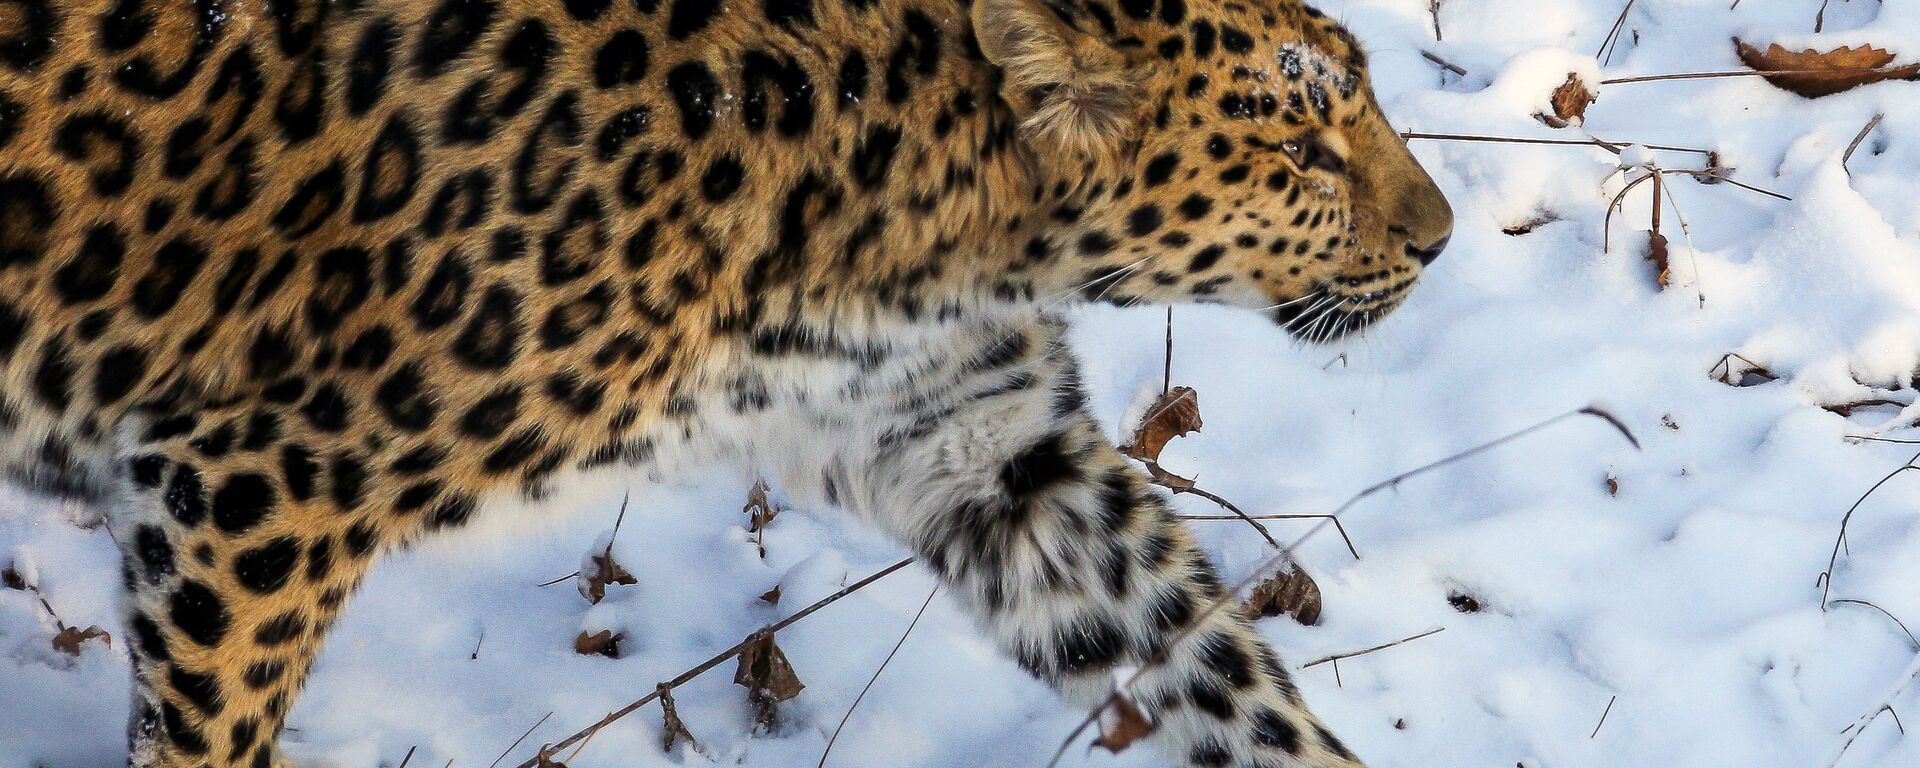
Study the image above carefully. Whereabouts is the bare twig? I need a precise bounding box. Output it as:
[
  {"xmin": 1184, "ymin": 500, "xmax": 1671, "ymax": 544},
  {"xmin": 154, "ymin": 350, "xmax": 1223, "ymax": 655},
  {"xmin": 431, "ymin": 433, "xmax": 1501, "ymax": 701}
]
[
  {"xmin": 1591, "ymin": 695, "xmax": 1618, "ymax": 738},
  {"xmin": 1846, "ymin": 436, "xmax": 1920, "ymax": 445},
  {"xmin": 1597, "ymin": 0, "xmax": 1638, "ymax": 64},
  {"xmin": 1843, "ymin": 114, "xmax": 1885, "ymax": 174},
  {"xmin": 1817, "ymin": 451, "xmax": 1920, "ymax": 608},
  {"xmin": 1421, "ymin": 50, "xmax": 1468, "ymax": 76},
  {"xmin": 398, "ymin": 745, "xmax": 418, "ymax": 768},
  {"xmin": 488, "ymin": 711, "xmax": 552, "ymax": 768},
  {"xmin": 818, "ymin": 586, "xmax": 941, "ymax": 767},
  {"xmin": 1829, "ymin": 655, "xmax": 1920, "ymax": 767},
  {"xmin": 1602, "ymin": 68, "xmax": 1913, "ymax": 85},
  {"xmin": 1428, "ymin": 0, "xmax": 1444, "ymax": 41},
  {"xmin": 1831, "ymin": 598, "xmax": 1920, "ymax": 650},
  {"xmin": 1402, "ymin": 131, "xmax": 1714, "ymax": 157},
  {"xmin": 1302, "ymin": 627, "xmax": 1446, "ymax": 669},
  {"xmin": 1815, "ymin": 0, "xmax": 1832, "ymax": 33},
  {"xmin": 1045, "ymin": 407, "xmax": 1639, "ymax": 766},
  {"xmin": 534, "ymin": 571, "xmax": 581, "ymax": 588},
  {"xmin": 513, "ymin": 558, "xmax": 917, "ymax": 768},
  {"xmin": 1174, "ymin": 512, "xmax": 1360, "ymax": 560},
  {"xmin": 1162, "ymin": 307, "xmax": 1174, "ymax": 398}
]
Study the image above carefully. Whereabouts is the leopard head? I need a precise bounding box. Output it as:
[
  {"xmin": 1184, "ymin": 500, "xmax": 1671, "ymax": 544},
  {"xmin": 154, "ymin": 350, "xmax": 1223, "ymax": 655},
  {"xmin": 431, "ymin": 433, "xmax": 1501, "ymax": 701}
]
[{"xmin": 976, "ymin": 0, "xmax": 1453, "ymax": 340}]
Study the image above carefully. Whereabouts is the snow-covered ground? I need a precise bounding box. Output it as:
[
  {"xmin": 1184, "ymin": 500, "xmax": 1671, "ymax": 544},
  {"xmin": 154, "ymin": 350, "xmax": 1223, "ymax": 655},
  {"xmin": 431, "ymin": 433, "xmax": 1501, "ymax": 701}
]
[{"xmin": 8, "ymin": 1, "xmax": 1920, "ymax": 766}]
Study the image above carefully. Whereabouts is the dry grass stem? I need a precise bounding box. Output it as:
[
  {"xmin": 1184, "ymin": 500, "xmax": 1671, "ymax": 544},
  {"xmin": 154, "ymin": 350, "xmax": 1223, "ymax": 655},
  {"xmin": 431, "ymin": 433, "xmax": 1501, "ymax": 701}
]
[
  {"xmin": 818, "ymin": 586, "xmax": 940, "ymax": 767},
  {"xmin": 1843, "ymin": 114, "xmax": 1885, "ymax": 173},
  {"xmin": 1301, "ymin": 627, "xmax": 1446, "ymax": 669},
  {"xmin": 1591, "ymin": 696, "xmax": 1618, "ymax": 739},
  {"xmin": 1817, "ymin": 451, "xmax": 1920, "ymax": 608}
]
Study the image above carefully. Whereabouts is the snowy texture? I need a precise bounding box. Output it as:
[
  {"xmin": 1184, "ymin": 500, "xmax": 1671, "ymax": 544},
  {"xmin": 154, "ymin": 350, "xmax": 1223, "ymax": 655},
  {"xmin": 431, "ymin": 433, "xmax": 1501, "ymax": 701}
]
[{"xmin": 8, "ymin": 1, "xmax": 1920, "ymax": 767}]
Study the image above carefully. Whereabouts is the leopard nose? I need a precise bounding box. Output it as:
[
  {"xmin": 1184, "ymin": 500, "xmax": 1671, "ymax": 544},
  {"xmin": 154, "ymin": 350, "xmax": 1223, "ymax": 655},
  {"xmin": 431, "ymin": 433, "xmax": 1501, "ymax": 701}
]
[{"xmin": 1406, "ymin": 234, "xmax": 1449, "ymax": 266}]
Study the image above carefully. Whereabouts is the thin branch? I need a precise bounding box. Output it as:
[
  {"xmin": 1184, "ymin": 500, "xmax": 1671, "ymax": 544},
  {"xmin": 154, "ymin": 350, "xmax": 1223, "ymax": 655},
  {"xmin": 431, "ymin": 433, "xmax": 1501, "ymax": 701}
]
[
  {"xmin": 1846, "ymin": 436, "xmax": 1920, "ymax": 445},
  {"xmin": 1831, "ymin": 598, "xmax": 1920, "ymax": 650},
  {"xmin": 1590, "ymin": 695, "xmax": 1618, "ymax": 739},
  {"xmin": 1597, "ymin": 0, "xmax": 1637, "ymax": 64},
  {"xmin": 1818, "ymin": 451, "xmax": 1920, "ymax": 608},
  {"xmin": 1162, "ymin": 307, "xmax": 1174, "ymax": 398},
  {"xmin": 1402, "ymin": 131, "xmax": 1715, "ymax": 157},
  {"xmin": 1174, "ymin": 511, "xmax": 1360, "ymax": 560},
  {"xmin": 1045, "ymin": 407, "xmax": 1639, "ymax": 766},
  {"xmin": 533, "ymin": 571, "xmax": 581, "ymax": 588},
  {"xmin": 512, "ymin": 558, "xmax": 917, "ymax": 768},
  {"xmin": 1421, "ymin": 50, "xmax": 1468, "ymax": 76},
  {"xmin": 1301, "ymin": 627, "xmax": 1446, "ymax": 669},
  {"xmin": 1829, "ymin": 655, "xmax": 1920, "ymax": 767},
  {"xmin": 398, "ymin": 745, "xmax": 418, "ymax": 768},
  {"xmin": 488, "ymin": 711, "xmax": 552, "ymax": 768},
  {"xmin": 1843, "ymin": 114, "xmax": 1885, "ymax": 174},
  {"xmin": 818, "ymin": 586, "xmax": 940, "ymax": 767},
  {"xmin": 1666, "ymin": 169, "xmax": 1792, "ymax": 201},
  {"xmin": 1602, "ymin": 68, "xmax": 1914, "ymax": 85}
]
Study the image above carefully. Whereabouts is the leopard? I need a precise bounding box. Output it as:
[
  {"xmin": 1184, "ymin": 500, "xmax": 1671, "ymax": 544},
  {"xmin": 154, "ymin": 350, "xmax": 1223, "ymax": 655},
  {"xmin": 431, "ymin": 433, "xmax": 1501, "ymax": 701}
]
[{"xmin": 0, "ymin": 0, "xmax": 1452, "ymax": 765}]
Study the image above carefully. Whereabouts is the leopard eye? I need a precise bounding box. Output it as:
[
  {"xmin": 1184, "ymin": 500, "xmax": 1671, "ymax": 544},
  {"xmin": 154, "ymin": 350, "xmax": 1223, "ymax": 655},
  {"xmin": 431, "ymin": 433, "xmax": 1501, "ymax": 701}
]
[{"xmin": 1282, "ymin": 136, "xmax": 1347, "ymax": 176}]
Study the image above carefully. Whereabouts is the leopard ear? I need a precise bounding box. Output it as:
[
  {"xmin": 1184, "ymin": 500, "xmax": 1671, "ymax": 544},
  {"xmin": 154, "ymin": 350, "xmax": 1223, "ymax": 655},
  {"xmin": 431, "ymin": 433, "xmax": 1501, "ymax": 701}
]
[{"xmin": 972, "ymin": 0, "xmax": 1136, "ymax": 161}]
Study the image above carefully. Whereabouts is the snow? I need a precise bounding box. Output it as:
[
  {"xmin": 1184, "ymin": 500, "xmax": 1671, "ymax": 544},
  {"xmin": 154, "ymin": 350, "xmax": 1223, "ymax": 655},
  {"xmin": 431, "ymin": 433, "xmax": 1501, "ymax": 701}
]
[{"xmin": 7, "ymin": 1, "xmax": 1920, "ymax": 767}]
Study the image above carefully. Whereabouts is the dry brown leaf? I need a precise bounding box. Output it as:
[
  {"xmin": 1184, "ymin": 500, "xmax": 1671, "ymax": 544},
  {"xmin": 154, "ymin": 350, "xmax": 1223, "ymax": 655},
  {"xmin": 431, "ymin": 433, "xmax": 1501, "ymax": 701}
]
[
  {"xmin": 51, "ymin": 625, "xmax": 111, "ymax": 656},
  {"xmin": 657, "ymin": 684, "xmax": 699, "ymax": 752},
  {"xmin": 1541, "ymin": 72, "xmax": 1596, "ymax": 127},
  {"xmin": 1244, "ymin": 565, "xmax": 1324, "ymax": 626},
  {"xmin": 1734, "ymin": 38, "xmax": 1920, "ymax": 98},
  {"xmin": 757, "ymin": 585, "xmax": 782, "ymax": 605},
  {"xmin": 734, "ymin": 631, "xmax": 805, "ymax": 729},
  {"xmin": 745, "ymin": 478, "xmax": 778, "ymax": 532},
  {"xmin": 1093, "ymin": 694, "xmax": 1156, "ymax": 754},
  {"xmin": 574, "ymin": 629, "xmax": 622, "ymax": 658},
  {"xmin": 576, "ymin": 551, "xmax": 637, "ymax": 605},
  {"xmin": 1121, "ymin": 386, "xmax": 1202, "ymax": 463},
  {"xmin": 1645, "ymin": 230, "xmax": 1671, "ymax": 288},
  {"xmin": 1605, "ymin": 473, "xmax": 1621, "ymax": 497},
  {"xmin": 1140, "ymin": 459, "xmax": 1196, "ymax": 492}
]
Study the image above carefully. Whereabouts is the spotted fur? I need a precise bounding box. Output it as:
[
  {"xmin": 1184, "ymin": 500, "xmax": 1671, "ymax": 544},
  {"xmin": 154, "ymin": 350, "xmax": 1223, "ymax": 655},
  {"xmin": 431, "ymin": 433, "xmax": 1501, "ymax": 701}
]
[{"xmin": 0, "ymin": 0, "xmax": 1450, "ymax": 765}]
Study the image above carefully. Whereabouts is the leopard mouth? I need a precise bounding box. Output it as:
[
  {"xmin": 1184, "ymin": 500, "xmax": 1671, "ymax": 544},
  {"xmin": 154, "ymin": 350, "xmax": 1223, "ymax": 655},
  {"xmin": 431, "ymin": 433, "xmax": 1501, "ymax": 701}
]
[{"xmin": 1269, "ymin": 283, "xmax": 1407, "ymax": 343}]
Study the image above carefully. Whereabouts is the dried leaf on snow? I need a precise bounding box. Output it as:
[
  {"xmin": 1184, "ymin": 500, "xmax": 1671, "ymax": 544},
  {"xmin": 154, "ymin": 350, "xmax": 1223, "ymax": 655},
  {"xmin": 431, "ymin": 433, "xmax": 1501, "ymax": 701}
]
[
  {"xmin": 574, "ymin": 629, "xmax": 623, "ymax": 658},
  {"xmin": 744, "ymin": 478, "xmax": 778, "ymax": 532},
  {"xmin": 1541, "ymin": 72, "xmax": 1597, "ymax": 127},
  {"xmin": 1093, "ymin": 693, "xmax": 1156, "ymax": 754},
  {"xmin": 51, "ymin": 625, "xmax": 111, "ymax": 656},
  {"xmin": 1121, "ymin": 386, "xmax": 1203, "ymax": 463},
  {"xmin": 657, "ymin": 684, "xmax": 699, "ymax": 752},
  {"xmin": 1645, "ymin": 230, "xmax": 1671, "ymax": 288},
  {"xmin": 1734, "ymin": 38, "xmax": 1920, "ymax": 98},
  {"xmin": 734, "ymin": 631, "xmax": 805, "ymax": 729},
  {"xmin": 576, "ymin": 551, "xmax": 637, "ymax": 605},
  {"xmin": 1243, "ymin": 565, "xmax": 1324, "ymax": 626}
]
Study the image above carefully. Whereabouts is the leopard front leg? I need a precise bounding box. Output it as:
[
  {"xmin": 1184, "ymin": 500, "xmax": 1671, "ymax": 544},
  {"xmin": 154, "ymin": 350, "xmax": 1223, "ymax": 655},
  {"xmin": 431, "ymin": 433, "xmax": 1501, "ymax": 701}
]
[
  {"xmin": 839, "ymin": 324, "xmax": 1364, "ymax": 768},
  {"xmin": 113, "ymin": 407, "xmax": 404, "ymax": 768}
]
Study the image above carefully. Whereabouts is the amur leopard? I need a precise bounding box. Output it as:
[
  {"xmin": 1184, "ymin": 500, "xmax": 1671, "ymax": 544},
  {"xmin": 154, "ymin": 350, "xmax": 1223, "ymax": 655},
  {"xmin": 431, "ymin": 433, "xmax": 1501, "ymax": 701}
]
[{"xmin": 0, "ymin": 0, "xmax": 1453, "ymax": 765}]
